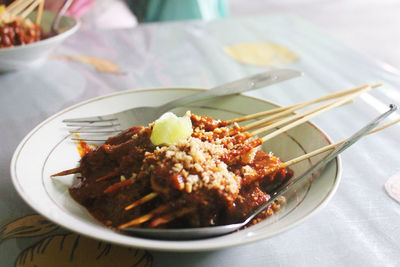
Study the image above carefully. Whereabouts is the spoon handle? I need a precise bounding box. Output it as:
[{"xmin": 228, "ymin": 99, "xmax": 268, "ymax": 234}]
[
  {"xmin": 245, "ymin": 104, "xmax": 398, "ymax": 224},
  {"xmin": 51, "ymin": 0, "xmax": 74, "ymax": 34}
]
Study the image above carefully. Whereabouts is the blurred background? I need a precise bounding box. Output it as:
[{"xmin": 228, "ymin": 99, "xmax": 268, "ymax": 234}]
[
  {"xmin": 228, "ymin": 0, "xmax": 400, "ymax": 70},
  {"xmin": 23, "ymin": 0, "xmax": 398, "ymax": 69},
  {"xmin": 0, "ymin": 0, "xmax": 400, "ymax": 69},
  {"xmin": 1, "ymin": 0, "xmax": 398, "ymax": 70}
]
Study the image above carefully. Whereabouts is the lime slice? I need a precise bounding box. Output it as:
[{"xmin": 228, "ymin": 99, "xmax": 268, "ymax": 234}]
[{"xmin": 150, "ymin": 112, "xmax": 193, "ymax": 146}]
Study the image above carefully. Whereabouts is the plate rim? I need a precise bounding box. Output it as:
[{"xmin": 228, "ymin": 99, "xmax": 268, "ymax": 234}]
[{"xmin": 10, "ymin": 87, "xmax": 342, "ymax": 251}]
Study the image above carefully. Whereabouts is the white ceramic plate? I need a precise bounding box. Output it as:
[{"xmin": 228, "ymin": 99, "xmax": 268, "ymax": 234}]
[
  {"xmin": 0, "ymin": 11, "xmax": 80, "ymax": 71},
  {"xmin": 10, "ymin": 88, "xmax": 341, "ymax": 251}
]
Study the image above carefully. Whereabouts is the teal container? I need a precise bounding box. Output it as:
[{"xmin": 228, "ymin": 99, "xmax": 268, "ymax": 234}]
[{"xmin": 127, "ymin": 0, "xmax": 229, "ymax": 22}]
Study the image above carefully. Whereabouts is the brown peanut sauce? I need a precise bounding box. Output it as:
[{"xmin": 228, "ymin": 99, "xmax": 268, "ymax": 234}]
[{"xmin": 67, "ymin": 114, "xmax": 293, "ymax": 230}]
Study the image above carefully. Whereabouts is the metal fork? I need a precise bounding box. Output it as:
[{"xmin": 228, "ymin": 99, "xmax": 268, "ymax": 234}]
[{"xmin": 64, "ymin": 69, "xmax": 301, "ymax": 141}]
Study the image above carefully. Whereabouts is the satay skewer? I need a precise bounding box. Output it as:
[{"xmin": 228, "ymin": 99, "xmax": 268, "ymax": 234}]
[
  {"xmin": 4, "ymin": 0, "xmax": 23, "ymax": 12},
  {"xmin": 35, "ymin": 0, "xmax": 44, "ymax": 25},
  {"xmin": 51, "ymin": 91, "xmax": 357, "ymax": 180},
  {"xmin": 125, "ymin": 192, "xmax": 158, "ymax": 210},
  {"xmin": 283, "ymin": 118, "xmax": 400, "ymax": 168},
  {"xmin": 104, "ymin": 178, "xmax": 135, "ymax": 194},
  {"xmin": 250, "ymin": 99, "xmax": 354, "ymax": 129},
  {"xmin": 7, "ymin": 0, "xmax": 38, "ymax": 18},
  {"xmin": 119, "ymin": 117, "xmax": 399, "ymax": 228},
  {"xmin": 6, "ymin": 0, "xmax": 35, "ymax": 15},
  {"xmin": 20, "ymin": 0, "xmax": 41, "ymax": 19},
  {"xmin": 108, "ymin": 115, "xmax": 400, "ymax": 212},
  {"xmin": 149, "ymin": 207, "xmax": 196, "ymax": 227},
  {"xmin": 51, "ymin": 84, "xmax": 378, "ymax": 183},
  {"xmin": 51, "ymin": 83, "xmax": 381, "ymax": 183},
  {"xmin": 228, "ymin": 83, "xmax": 381, "ymax": 125},
  {"xmin": 246, "ymin": 98, "xmax": 354, "ymax": 132},
  {"xmin": 51, "ymin": 167, "xmax": 81, "ymax": 177},
  {"xmin": 258, "ymin": 85, "xmax": 374, "ymax": 142},
  {"xmin": 117, "ymin": 204, "xmax": 171, "ymax": 230},
  {"xmin": 248, "ymin": 83, "xmax": 377, "ymax": 133},
  {"xmin": 51, "ymin": 92, "xmax": 356, "ymax": 180}
]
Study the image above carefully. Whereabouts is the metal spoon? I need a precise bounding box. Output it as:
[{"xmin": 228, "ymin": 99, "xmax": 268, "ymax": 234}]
[
  {"xmin": 122, "ymin": 104, "xmax": 397, "ymax": 240},
  {"xmin": 50, "ymin": 0, "xmax": 74, "ymax": 35}
]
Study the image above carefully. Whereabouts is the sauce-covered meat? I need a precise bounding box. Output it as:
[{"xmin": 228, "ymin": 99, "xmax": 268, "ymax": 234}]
[
  {"xmin": 0, "ymin": 19, "xmax": 46, "ymax": 48},
  {"xmin": 57, "ymin": 113, "xmax": 293, "ymax": 230}
]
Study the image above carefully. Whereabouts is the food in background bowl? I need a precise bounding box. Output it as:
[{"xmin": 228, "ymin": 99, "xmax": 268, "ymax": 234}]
[
  {"xmin": 0, "ymin": 2, "xmax": 79, "ymax": 71},
  {"xmin": 0, "ymin": 19, "xmax": 47, "ymax": 47},
  {"xmin": 0, "ymin": 1, "xmax": 48, "ymax": 48}
]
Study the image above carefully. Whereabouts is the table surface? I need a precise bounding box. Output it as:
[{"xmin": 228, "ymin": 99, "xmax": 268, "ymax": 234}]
[
  {"xmin": 1, "ymin": 14, "xmax": 400, "ymax": 267},
  {"xmin": 229, "ymin": 0, "xmax": 400, "ymax": 69}
]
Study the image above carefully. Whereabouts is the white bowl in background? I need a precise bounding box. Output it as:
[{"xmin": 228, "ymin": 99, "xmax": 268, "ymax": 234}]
[{"xmin": 0, "ymin": 11, "xmax": 80, "ymax": 71}]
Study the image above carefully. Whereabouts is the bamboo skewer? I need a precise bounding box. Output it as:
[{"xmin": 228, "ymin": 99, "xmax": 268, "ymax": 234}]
[
  {"xmin": 51, "ymin": 83, "xmax": 385, "ymax": 181},
  {"xmin": 75, "ymin": 82, "xmax": 397, "ymax": 229},
  {"xmin": 76, "ymin": 85, "xmax": 374, "ymax": 183},
  {"xmin": 125, "ymin": 192, "xmax": 158, "ymax": 210},
  {"xmin": 117, "ymin": 204, "xmax": 171, "ymax": 229},
  {"xmin": 20, "ymin": 0, "xmax": 41, "ymax": 19},
  {"xmin": 5, "ymin": 0, "xmax": 23, "ymax": 12},
  {"xmin": 283, "ymin": 118, "xmax": 400, "ymax": 168},
  {"xmin": 230, "ymin": 84, "xmax": 378, "ymax": 125},
  {"xmin": 5, "ymin": 0, "xmax": 44, "ymax": 21},
  {"xmin": 6, "ymin": 0, "xmax": 34, "ymax": 15},
  {"xmin": 7, "ymin": 0, "xmax": 36, "ymax": 17},
  {"xmin": 51, "ymin": 167, "xmax": 81, "ymax": 177},
  {"xmin": 96, "ymin": 169, "xmax": 120, "ymax": 182},
  {"xmin": 258, "ymin": 85, "xmax": 374, "ymax": 142},
  {"xmin": 51, "ymin": 83, "xmax": 399, "ymax": 228},
  {"xmin": 51, "ymin": 83, "xmax": 384, "ymax": 180},
  {"xmin": 243, "ymin": 83, "xmax": 382, "ymax": 131},
  {"xmin": 121, "ymin": 89, "xmax": 356, "ymax": 217},
  {"xmin": 119, "ymin": 117, "xmax": 399, "ymax": 228},
  {"xmin": 35, "ymin": 0, "xmax": 44, "ymax": 25},
  {"xmin": 149, "ymin": 207, "xmax": 196, "ymax": 227},
  {"xmin": 243, "ymin": 96, "xmax": 355, "ymax": 131},
  {"xmin": 226, "ymin": 105, "xmax": 294, "ymax": 125},
  {"xmin": 248, "ymin": 99, "xmax": 354, "ymax": 133},
  {"xmin": 243, "ymin": 104, "xmax": 306, "ymax": 131},
  {"xmin": 51, "ymin": 91, "xmax": 356, "ymax": 182},
  {"xmin": 104, "ymin": 178, "xmax": 134, "ymax": 194}
]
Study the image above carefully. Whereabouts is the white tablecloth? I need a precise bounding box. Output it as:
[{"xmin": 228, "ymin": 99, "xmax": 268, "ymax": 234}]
[{"xmin": 0, "ymin": 15, "xmax": 399, "ymax": 266}]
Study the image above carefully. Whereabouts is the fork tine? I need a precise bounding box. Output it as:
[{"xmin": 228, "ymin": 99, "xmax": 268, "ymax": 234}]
[
  {"xmin": 69, "ymin": 128, "xmax": 121, "ymax": 134},
  {"xmin": 68, "ymin": 124, "xmax": 121, "ymax": 133},
  {"xmin": 71, "ymin": 135, "xmax": 109, "ymax": 142},
  {"xmin": 62, "ymin": 115, "xmax": 117, "ymax": 123},
  {"xmin": 65, "ymin": 121, "xmax": 120, "ymax": 127}
]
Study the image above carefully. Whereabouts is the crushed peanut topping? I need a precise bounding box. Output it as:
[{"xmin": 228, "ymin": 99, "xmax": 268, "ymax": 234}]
[{"xmin": 145, "ymin": 137, "xmax": 242, "ymax": 203}]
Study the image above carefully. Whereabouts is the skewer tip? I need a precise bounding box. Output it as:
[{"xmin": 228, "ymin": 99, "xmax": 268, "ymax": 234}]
[
  {"xmin": 371, "ymin": 83, "xmax": 383, "ymax": 88},
  {"xmin": 389, "ymin": 104, "xmax": 398, "ymax": 111}
]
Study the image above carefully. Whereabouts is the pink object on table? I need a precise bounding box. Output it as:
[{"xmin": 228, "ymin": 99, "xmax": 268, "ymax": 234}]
[
  {"xmin": 66, "ymin": 0, "xmax": 94, "ymax": 18},
  {"xmin": 44, "ymin": 0, "xmax": 136, "ymax": 29}
]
